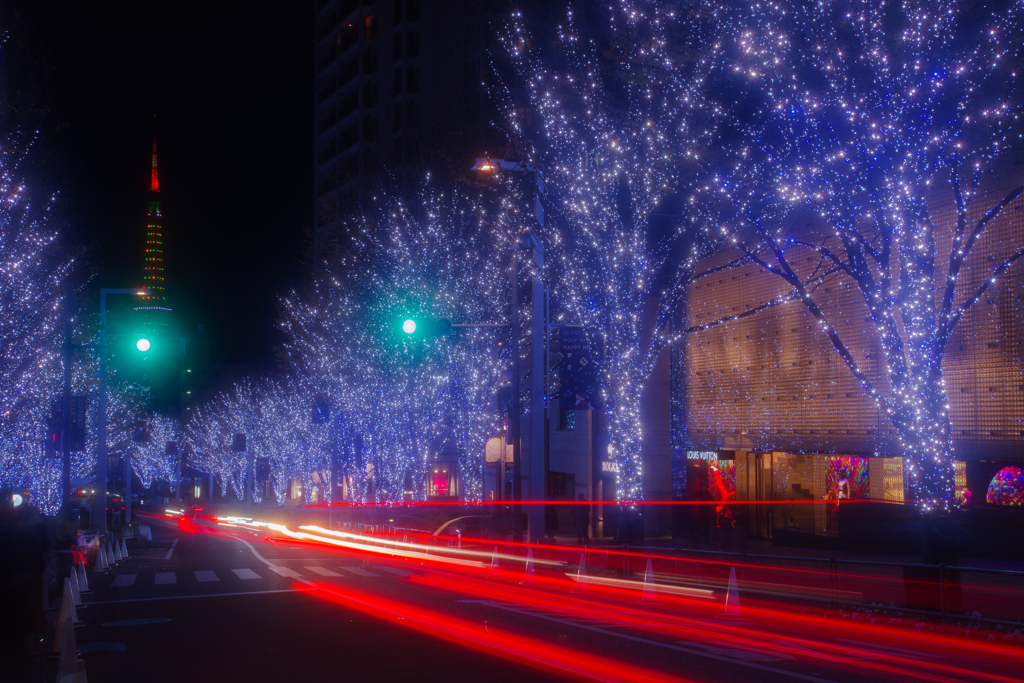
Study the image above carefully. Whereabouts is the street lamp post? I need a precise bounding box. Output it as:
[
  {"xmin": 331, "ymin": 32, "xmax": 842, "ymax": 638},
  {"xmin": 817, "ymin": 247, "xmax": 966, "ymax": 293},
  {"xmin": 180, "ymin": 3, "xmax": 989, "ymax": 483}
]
[
  {"xmin": 472, "ymin": 158, "xmax": 546, "ymax": 543},
  {"xmin": 93, "ymin": 288, "xmax": 149, "ymax": 536}
]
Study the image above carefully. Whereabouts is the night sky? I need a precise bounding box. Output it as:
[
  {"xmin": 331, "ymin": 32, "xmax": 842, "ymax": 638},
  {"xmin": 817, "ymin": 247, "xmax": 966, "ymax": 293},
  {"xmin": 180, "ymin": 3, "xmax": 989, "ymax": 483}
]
[{"xmin": 3, "ymin": 2, "xmax": 311, "ymax": 366}]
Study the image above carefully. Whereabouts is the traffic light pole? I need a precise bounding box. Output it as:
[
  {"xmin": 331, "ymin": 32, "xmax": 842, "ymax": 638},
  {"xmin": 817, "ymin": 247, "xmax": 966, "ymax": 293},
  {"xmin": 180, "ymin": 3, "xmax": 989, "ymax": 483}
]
[{"xmin": 94, "ymin": 288, "xmax": 148, "ymax": 536}]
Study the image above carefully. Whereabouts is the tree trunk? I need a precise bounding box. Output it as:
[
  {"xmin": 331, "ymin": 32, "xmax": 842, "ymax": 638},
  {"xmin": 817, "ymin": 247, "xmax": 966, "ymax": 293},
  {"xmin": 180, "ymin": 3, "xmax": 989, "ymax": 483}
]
[{"xmin": 890, "ymin": 369, "xmax": 957, "ymax": 511}]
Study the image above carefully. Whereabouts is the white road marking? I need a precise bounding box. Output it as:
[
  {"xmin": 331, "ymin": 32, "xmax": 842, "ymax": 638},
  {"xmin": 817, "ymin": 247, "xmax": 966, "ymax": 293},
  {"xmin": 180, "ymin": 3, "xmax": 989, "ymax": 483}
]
[
  {"xmin": 305, "ymin": 567, "xmax": 342, "ymax": 577},
  {"xmin": 154, "ymin": 572, "xmax": 176, "ymax": 585},
  {"xmin": 232, "ymin": 568, "xmax": 262, "ymax": 580},
  {"xmin": 164, "ymin": 538, "xmax": 179, "ymax": 561},
  {"xmin": 269, "ymin": 566, "xmax": 304, "ymax": 579},
  {"xmin": 194, "ymin": 570, "xmax": 219, "ymax": 582},
  {"xmin": 340, "ymin": 567, "xmax": 380, "ymax": 577},
  {"xmin": 110, "ymin": 574, "xmax": 137, "ymax": 587}
]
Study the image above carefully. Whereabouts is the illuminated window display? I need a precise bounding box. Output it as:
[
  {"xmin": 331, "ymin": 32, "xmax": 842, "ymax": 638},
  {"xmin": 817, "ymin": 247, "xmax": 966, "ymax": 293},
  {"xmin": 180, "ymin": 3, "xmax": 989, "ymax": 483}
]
[
  {"xmin": 427, "ymin": 462, "xmax": 456, "ymax": 499},
  {"xmin": 732, "ymin": 451, "xmax": 905, "ymax": 538},
  {"xmin": 685, "ymin": 451, "xmax": 737, "ymax": 533},
  {"xmin": 986, "ymin": 466, "xmax": 1024, "ymax": 506}
]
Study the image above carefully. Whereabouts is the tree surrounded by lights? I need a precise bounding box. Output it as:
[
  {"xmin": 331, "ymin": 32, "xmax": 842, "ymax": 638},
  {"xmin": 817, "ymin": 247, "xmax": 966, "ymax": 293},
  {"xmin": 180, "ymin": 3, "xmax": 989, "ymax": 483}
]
[
  {"xmin": 687, "ymin": 0, "xmax": 1024, "ymax": 510},
  {"xmin": 280, "ymin": 181, "xmax": 511, "ymax": 502},
  {"xmin": 501, "ymin": 5, "xmax": 721, "ymax": 503}
]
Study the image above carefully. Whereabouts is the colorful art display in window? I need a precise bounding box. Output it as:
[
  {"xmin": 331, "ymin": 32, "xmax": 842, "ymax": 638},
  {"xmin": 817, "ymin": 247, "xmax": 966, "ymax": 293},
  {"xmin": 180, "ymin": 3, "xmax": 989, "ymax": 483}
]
[
  {"xmin": 986, "ymin": 466, "xmax": 1024, "ymax": 507},
  {"xmin": 709, "ymin": 460, "xmax": 736, "ymax": 530},
  {"xmin": 825, "ymin": 456, "xmax": 869, "ymax": 535}
]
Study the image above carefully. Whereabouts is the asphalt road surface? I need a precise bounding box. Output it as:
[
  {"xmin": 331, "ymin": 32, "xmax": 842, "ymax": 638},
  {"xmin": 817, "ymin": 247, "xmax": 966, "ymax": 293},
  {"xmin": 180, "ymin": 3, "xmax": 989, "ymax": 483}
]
[{"xmin": 74, "ymin": 514, "xmax": 1024, "ymax": 683}]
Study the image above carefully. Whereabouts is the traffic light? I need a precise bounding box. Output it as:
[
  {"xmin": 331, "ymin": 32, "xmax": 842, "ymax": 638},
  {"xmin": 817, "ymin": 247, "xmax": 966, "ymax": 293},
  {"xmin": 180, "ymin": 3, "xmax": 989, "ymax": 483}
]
[{"xmin": 397, "ymin": 317, "xmax": 452, "ymax": 337}]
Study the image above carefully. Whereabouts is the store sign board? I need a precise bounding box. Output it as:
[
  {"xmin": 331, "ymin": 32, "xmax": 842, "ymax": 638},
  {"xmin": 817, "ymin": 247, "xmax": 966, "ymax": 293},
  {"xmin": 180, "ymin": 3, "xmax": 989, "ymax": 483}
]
[
  {"xmin": 686, "ymin": 450, "xmax": 719, "ymax": 461},
  {"xmin": 601, "ymin": 461, "xmax": 619, "ymax": 473}
]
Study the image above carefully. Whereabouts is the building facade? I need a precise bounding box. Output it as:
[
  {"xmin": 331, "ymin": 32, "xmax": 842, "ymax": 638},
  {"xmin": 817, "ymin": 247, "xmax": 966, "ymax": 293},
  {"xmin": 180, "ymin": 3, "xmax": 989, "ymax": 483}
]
[{"xmin": 675, "ymin": 167, "xmax": 1024, "ymax": 536}]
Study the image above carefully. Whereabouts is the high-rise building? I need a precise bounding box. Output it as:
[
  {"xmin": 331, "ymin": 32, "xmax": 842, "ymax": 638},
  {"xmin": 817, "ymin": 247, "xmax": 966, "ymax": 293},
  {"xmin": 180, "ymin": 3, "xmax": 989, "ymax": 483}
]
[
  {"xmin": 312, "ymin": 0, "xmax": 554, "ymax": 257},
  {"xmin": 136, "ymin": 133, "xmax": 173, "ymax": 334}
]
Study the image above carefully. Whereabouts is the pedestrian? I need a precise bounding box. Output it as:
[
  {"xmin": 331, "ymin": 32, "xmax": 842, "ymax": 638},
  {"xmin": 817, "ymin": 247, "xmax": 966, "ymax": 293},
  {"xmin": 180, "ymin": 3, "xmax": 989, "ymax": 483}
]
[
  {"xmin": 573, "ymin": 493, "xmax": 590, "ymax": 546},
  {"xmin": 960, "ymin": 488, "xmax": 972, "ymax": 510}
]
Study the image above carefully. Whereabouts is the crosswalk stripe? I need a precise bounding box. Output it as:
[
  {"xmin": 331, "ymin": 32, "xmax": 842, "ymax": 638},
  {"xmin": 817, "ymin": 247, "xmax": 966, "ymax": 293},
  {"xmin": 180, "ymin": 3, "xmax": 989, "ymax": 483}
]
[
  {"xmin": 268, "ymin": 566, "xmax": 304, "ymax": 579},
  {"xmin": 154, "ymin": 572, "xmax": 176, "ymax": 585},
  {"xmin": 340, "ymin": 566, "xmax": 380, "ymax": 577},
  {"xmin": 305, "ymin": 566, "xmax": 342, "ymax": 577},
  {"xmin": 110, "ymin": 574, "xmax": 137, "ymax": 587},
  {"xmin": 194, "ymin": 570, "xmax": 219, "ymax": 582},
  {"xmin": 232, "ymin": 568, "xmax": 261, "ymax": 580}
]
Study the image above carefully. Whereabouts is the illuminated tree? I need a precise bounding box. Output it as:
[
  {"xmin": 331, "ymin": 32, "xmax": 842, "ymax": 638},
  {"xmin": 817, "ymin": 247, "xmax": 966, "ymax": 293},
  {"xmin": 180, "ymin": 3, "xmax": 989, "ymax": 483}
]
[
  {"xmin": 0, "ymin": 144, "xmax": 76, "ymax": 512},
  {"xmin": 500, "ymin": 6, "xmax": 721, "ymax": 503},
  {"xmin": 0, "ymin": 144, "xmax": 159, "ymax": 513},
  {"xmin": 682, "ymin": 0, "xmax": 1024, "ymax": 511},
  {"xmin": 280, "ymin": 181, "xmax": 511, "ymax": 502},
  {"xmin": 133, "ymin": 413, "xmax": 181, "ymax": 490}
]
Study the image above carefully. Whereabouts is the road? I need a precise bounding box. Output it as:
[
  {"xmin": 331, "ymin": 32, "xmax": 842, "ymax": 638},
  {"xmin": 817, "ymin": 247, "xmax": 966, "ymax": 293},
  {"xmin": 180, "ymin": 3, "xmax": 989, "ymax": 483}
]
[{"xmin": 75, "ymin": 512, "xmax": 1024, "ymax": 683}]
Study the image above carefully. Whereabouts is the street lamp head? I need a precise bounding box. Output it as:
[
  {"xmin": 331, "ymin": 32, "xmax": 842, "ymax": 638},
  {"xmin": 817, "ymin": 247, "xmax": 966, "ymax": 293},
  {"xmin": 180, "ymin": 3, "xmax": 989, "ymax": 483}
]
[
  {"xmin": 471, "ymin": 157, "xmax": 500, "ymax": 172},
  {"xmin": 402, "ymin": 319, "xmax": 417, "ymax": 334},
  {"xmin": 136, "ymin": 338, "xmax": 152, "ymax": 352}
]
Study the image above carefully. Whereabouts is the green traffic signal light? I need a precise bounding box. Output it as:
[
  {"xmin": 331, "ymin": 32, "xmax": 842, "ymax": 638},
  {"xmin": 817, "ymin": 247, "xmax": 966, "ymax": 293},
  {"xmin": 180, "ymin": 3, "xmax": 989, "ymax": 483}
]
[
  {"xmin": 397, "ymin": 317, "xmax": 451, "ymax": 337},
  {"xmin": 136, "ymin": 338, "xmax": 152, "ymax": 352}
]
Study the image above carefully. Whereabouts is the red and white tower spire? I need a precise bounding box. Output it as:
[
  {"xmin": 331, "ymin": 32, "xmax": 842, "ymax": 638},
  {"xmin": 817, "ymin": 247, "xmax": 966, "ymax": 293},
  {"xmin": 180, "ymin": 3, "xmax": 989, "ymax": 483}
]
[{"xmin": 142, "ymin": 133, "xmax": 166, "ymax": 304}]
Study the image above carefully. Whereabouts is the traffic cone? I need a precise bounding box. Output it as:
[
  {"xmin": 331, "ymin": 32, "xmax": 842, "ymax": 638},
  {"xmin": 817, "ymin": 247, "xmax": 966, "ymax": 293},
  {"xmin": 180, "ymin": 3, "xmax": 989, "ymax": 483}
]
[
  {"xmin": 77, "ymin": 564, "xmax": 90, "ymax": 593},
  {"xmin": 642, "ymin": 558, "xmax": 657, "ymax": 602},
  {"xmin": 487, "ymin": 547, "xmax": 500, "ymax": 577},
  {"xmin": 68, "ymin": 569, "xmax": 82, "ymax": 607},
  {"xmin": 56, "ymin": 613, "xmax": 87, "ymax": 683},
  {"xmin": 53, "ymin": 580, "xmax": 81, "ymax": 641},
  {"xmin": 723, "ymin": 566, "xmax": 742, "ymax": 616},
  {"xmin": 573, "ymin": 552, "xmax": 589, "ymax": 591},
  {"xmin": 520, "ymin": 549, "xmax": 536, "ymax": 584},
  {"xmin": 120, "ymin": 538, "xmax": 129, "ymax": 559}
]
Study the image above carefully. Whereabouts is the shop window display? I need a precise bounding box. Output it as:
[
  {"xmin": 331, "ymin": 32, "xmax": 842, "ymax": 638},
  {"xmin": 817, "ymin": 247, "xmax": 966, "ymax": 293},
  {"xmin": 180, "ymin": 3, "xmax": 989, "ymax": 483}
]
[
  {"xmin": 955, "ymin": 461, "xmax": 968, "ymax": 505},
  {"xmin": 825, "ymin": 456, "xmax": 868, "ymax": 536},
  {"xmin": 986, "ymin": 466, "xmax": 1024, "ymax": 506},
  {"xmin": 685, "ymin": 455, "xmax": 736, "ymax": 534},
  {"xmin": 428, "ymin": 463, "xmax": 452, "ymax": 498}
]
